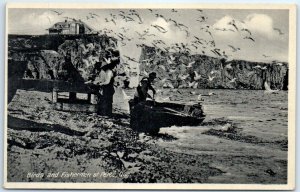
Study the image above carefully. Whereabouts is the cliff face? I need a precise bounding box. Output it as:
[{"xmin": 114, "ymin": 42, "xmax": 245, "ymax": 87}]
[
  {"xmin": 8, "ymin": 35, "xmax": 288, "ymax": 90},
  {"xmin": 139, "ymin": 46, "xmax": 288, "ymax": 90},
  {"xmin": 8, "ymin": 34, "xmax": 129, "ymax": 87}
]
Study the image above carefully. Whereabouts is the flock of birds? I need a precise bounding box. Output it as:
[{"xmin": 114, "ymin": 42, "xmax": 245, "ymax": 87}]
[
  {"xmin": 49, "ymin": 9, "xmax": 283, "ymax": 97},
  {"xmin": 49, "ymin": 9, "xmax": 285, "ymax": 60}
]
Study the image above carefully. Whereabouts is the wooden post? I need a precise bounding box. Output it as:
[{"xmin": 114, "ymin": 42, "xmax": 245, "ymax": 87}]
[
  {"xmin": 52, "ymin": 89, "xmax": 58, "ymax": 103},
  {"xmin": 88, "ymin": 93, "xmax": 91, "ymax": 103},
  {"xmin": 90, "ymin": 94, "xmax": 97, "ymax": 104},
  {"xmin": 69, "ymin": 92, "xmax": 76, "ymax": 102}
]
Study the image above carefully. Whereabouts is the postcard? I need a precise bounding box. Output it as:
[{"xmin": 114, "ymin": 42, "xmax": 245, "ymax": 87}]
[{"xmin": 4, "ymin": 3, "xmax": 296, "ymax": 190}]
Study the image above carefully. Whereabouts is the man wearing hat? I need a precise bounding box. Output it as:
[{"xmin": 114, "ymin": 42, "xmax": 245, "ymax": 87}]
[
  {"xmin": 133, "ymin": 72, "xmax": 157, "ymax": 104},
  {"xmin": 94, "ymin": 49, "xmax": 120, "ymax": 116}
]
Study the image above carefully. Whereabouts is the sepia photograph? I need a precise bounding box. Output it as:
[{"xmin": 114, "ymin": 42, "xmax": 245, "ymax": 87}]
[{"xmin": 4, "ymin": 3, "xmax": 296, "ymax": 190}]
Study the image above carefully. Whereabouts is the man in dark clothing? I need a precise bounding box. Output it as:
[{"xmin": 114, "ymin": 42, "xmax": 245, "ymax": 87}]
[
  {"xmin": 96, "ymin": 49, "xmax": 120, "ymax": 116},
  {"xmin": 97, "ymin": 63, "xmax": 115, "ymax": 116},
  {"xmin": 133, "ymin": 72, "xmax": 157, "ymax": 103}
]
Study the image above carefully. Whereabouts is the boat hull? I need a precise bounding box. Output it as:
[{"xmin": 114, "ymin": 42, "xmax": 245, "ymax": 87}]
[{"xmin": 129, "ymin": 100, "xmax": 205, "ymax": 134}]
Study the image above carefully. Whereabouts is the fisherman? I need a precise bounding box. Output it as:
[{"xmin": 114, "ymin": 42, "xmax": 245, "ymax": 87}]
[
  {"xmin": 133, "ymin": 72, "xmax": 157, "ymax": 104},
  {"xmin": 94, "ymin": 49, "xmax": 119, "ymax": 116}
]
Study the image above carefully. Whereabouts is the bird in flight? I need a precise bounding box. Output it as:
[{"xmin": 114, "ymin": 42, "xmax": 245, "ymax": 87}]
[
  {"xmin": 182, "ymin": 29, "xmax": 190, "ymax": 37},
  {"xmin": 159, "ymin": 65, "xmax": 166, "ymax": 71},
  {"xmin": 140, "ymin": 69, "xmax": 149, "ymax": 77},
  {"xmin": 228, "ymin": 20, "xmax": 238, "ymax": 31},
  {"xmin": 208, "ymin": 75, "xmax": 215, "ymax": 81},
  {"xmin": 151, "ymin": 24, "xmax": 168, "ymax": 33},
  {"xmin": 273, "ymin": 28, "xmax": 284, "ymax": 35},
  {"xmin": 168, "ymin": 18, "xmax": 178, "ymax": 25},
  {"xmin": 124, "ymin": 16, "xmax": 135, "ymax": 22},
  {"xmin": 110, "ymin": 13, "xmax": 117, "ymax": 19},
  {"xmin": 229, "ymin": 78, "xmax": 237, "ymax": 84},
  {"xmin": 89, "ymin": 12, "xmax": 99, "ymax": 17},
  {"xmin": 228, "ymin": 45, "xmax": 241, "ymax": 52},
  {"xmin": 197, "ymin": 16, "xmax": 208, "ymax": 22},
  {"xmin": 186, "ymin": 61, "xmax": 196, "ymax": 68},
  {"xmin": 129, "ymin": 12, "xmax": 143, "ymax": 24},
  {"xmin": 211, "ymin": 49, "xmax": 222, "ymax": 57},
  {"xmin": 193, "ymin": 71, "xmax": 201, "ymax": 80},
  {"xmin": 120, "ymin": 27, "xmax": 129, "ymax": 33},
  {"xmin": 51, "ymin": 10, "xmax": 63, "ymax": 15},
  {"xmin": 253, "ymin": 65, "xmax": 267, "ymax": 70},
  {"xmin": 214, "ymin": 27, "xmax": 226, "ymax": 31},
  {"xmin": 208, "ymin": 40, "xmax": 216, "ymax": 47},
  {"xmin": 129, "ymin": 9, "xmax": 136, "ymax": 13},
  {"xmin": 155, "ymin": 14, "xmax": 168, "ymax": 22},
  {"xmin": 177, "ymin": 23, "xmax": 188, "ymax": 30},
  {"xmin": 188, "ymin": 81, "xmax": 198, "ymax": 88},
  {"xmin": 262, "ymin": 54, "xmax": 271, "ymax": 58},
  {"xmin": 191, "ymin": 43, "xmax": 198, "ymax": 49},
  {"xmin": 153, "ymin": 39, "xmax": 166, "ymax": 45},
  {"xmin": 243, "ymin": 36, "xmax": 255, "ymax": 42},
  {"xmin": 203, "ymin": 29, "xmax": 213, "ymax": 38},
  {"xmin": 111, "ymin": 18, "xmax": 117, "ymax": 25},
  {"xmin": 179, "ymin": 74, "xmax": 190, "ymax": 81},
  {"xmin": 135, "ymin": 31, "xmax": 145, "ymax": 38},
  {"xmin": 124, "ymin": 55, "xmax": 138, "ymax": 63},
  {"xmin": 119, "ymin": 13, "xmax": 135, "ymax": 22},
  {"xmin": 119, "ymin": 41, "xmax": 126, "ymax": 47},
  {"xmin": 241, "ymin": 28, "xmax": 252, "ymax": 35}
]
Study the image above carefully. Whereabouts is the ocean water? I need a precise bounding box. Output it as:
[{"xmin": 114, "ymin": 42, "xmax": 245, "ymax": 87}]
[
  {"xmin": 103, "ymin": 87, "xmax": 290, "ymax": 184},
  {"xmin": 168, "ymin": 89, "xmax": 287, "ymax": 139},
  {"xmin": 120, "ymin": 88, "xmax": 288, "ymax": 183},
  {"xmin": 121, "ymin": 88, "xmax": 288, "ymax": 141}
]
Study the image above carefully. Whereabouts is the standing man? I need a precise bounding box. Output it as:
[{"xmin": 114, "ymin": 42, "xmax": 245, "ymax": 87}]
[{"xmin": 95, "ymin": 49, "xmax": 119, "ymax": 116}]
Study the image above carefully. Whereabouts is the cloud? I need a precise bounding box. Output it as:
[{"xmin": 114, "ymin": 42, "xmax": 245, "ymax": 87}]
[
  {"xmin": 150, "ymin": 17, "xmax": 186, "ymax": 44},
  {"xmin": 17, "ymin": 12, "xmax": 60, "ymax": 34},
  {"xmin": 152, "ymin": 17, "xmax": 169, "ymax": 29},
  {"xmin": 212, "ymin": 15, "xmax": 244, "ymax": 37},
  {"xmin": 212, "ymin": 13, "xmax": 281, "ymax": 41},
  {"xmin": 213, "ymin": 15, "xmax": 234, "ymax": 29},
  {"xmin": 244, "ymin": 14, "xmax": 276, "ymax": 38},
  {"xmin": 211, "ymin": 13, "xmax": 287, "ymax": 62},
  {"xmin": 150, "ymin": 18, "xmax": 172, "ymax": 39}
]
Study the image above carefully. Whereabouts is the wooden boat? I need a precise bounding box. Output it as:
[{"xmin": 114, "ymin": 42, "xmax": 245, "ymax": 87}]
[{"xmin": 129, "ymin": 99, "xmax": 205, "ymax": 134}]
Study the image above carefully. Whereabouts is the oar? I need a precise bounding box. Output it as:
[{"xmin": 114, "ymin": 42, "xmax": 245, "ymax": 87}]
[{"xmin": 163, "ymin": 107, "xmax": 189, "ymax": 117}]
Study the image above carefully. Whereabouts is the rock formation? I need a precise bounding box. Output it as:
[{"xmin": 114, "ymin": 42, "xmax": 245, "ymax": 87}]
[
  {"xmin": 8, "ymin": 35, "xmax": 288, "ymax": 90},
  {"xmin": 8, "ymin": 34, "xmax": 129, "ymax": 87},
  {"xmin": 139, "ymin": 46, "xmax": 288, "ymax": 90}
]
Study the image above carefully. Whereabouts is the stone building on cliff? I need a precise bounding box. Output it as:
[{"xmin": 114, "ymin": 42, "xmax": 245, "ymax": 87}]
[{"xmin": 48, "ymin": 20, "xmax": 94, "ymax": 35}]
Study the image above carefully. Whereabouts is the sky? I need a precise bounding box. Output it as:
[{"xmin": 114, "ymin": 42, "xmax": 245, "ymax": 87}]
[
  {"xmin": 8, "ymin": 8, "xmax": 289, "ymax": 65},
  {"xmin": 2, "ymin": 3, "xmax": 299, "ymax": 189}
]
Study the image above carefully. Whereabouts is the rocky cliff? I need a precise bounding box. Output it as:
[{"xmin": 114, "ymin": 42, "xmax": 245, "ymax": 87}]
[
  {"xmin": 139, "ymin": 46, "xmax": 288, "ymax": 90},
  {"xmin": 8, "ymin": 34, "xmax": 129, "ymax": 87},
  {"xmin": 8, "ymin": 35, "xmax": 288, "ymax": 90}
]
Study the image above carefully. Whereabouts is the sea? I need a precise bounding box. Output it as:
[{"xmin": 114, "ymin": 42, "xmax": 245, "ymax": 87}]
[
  {"xmin": 117, "ymin": 88, "xmax": 288, "ymax": 183},
  {"xmin": 119, "ymin": 88, "xmax": 288, "ymax": 141}
]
